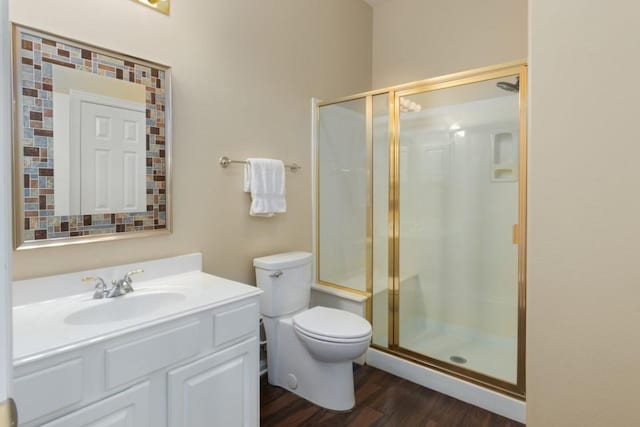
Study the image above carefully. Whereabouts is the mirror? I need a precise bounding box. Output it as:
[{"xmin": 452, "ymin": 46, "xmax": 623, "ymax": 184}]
[{"xmin": 12, "ymin": 25, "xmax": 171, "ymax": 249}]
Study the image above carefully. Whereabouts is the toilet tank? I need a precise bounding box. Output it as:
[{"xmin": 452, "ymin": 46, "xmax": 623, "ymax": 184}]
[{"xmin": 253, "ymin": 251, "xmax": 313, "ymax": 317}]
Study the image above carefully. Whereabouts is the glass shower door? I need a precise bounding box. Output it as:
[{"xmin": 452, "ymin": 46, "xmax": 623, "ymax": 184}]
[
  {"xmin": 317, "ymin": 98, "xmax": 369, "ymax": 293},
  {"xmin": 394, "ymin": 74, "xmax": 524, "ymax": 387}
]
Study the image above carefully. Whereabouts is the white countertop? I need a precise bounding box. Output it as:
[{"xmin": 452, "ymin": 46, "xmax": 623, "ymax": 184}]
[{"xmin": 13, "ymin": 271, "xmax": 262, "ymax": 366}]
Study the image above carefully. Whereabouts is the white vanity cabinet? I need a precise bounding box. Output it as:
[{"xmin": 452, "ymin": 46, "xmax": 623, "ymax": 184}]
[{"xmin": 13, "ymin": 295, "xmax": 261, "ymax": 427}]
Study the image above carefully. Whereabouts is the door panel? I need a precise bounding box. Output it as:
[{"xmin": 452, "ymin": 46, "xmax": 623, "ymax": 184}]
[
  {"xmin": 317, "ymin": 98, "xmax": 368, "ymax": 293},
  {"xmin": 80, "ymin": 101, "xmax": 146, "ymax": 215},
  {"xmin": 167, "ymin": 338, "xmax": 258, "ymax": 427},
  {"xmin": 395, "ymin": 74, "xmax": 522, "ymax": 385}
]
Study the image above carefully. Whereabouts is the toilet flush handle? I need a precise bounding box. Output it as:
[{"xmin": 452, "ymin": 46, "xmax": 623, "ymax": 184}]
[{"xmin": 269, "ymin": 270, "xmax": 283, "ymax": 278}]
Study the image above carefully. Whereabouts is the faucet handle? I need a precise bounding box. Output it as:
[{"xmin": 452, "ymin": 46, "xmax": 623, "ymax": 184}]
[
  {"xmin": 123, "ymin": 269, "xmax": 144, "ymax": 283},
  {"xmin": 82, "ymin": 276, "xmax": 108, "ymax": 299},
  {"xmin": 125, "ymin": 268, "xmax": 144, "ymax": 278},
  {"xmin": 121, "ymin": 269, "xmax": 144, "ymax": 293}
]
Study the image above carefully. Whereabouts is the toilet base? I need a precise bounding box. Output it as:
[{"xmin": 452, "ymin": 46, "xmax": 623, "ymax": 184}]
[{"xmin": 263, "ymin": 316, "xmax": 357, "ymax": 411}]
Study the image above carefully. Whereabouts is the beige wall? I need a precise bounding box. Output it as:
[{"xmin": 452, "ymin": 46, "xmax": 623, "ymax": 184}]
[
  {"xmin": 371, "ymin": 0, "xmax": 527, "ymax": 87},
  {"xmin": 527, "ymin": 1, "xmax": 640, "ymax": 425},
  {"xmin": 10, "ymin": 0, "xmax": 372, "ymax": 283}
]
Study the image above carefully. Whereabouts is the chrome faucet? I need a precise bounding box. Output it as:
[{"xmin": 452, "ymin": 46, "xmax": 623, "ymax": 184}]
[
  {"xmin": 82, "ymin": 276, "xmax": 109, "ymax": 299},
  {"xmin": 82, "ymin": 269, "xmax": 144, "ymax": 299},
  {"xmin": 109, "ymin": 269, "xmax": 144, "ymax": 297}
]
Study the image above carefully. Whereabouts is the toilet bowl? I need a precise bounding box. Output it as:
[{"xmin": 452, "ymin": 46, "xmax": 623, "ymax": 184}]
[{"xmin": 254, "ymin": 252, "xmax": 372, "ymax": 411}]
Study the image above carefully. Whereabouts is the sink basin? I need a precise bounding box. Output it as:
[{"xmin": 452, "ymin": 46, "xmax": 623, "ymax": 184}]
[{"xmin": 64, "ymin": 292, "xmax": 187, "ymax": 325}]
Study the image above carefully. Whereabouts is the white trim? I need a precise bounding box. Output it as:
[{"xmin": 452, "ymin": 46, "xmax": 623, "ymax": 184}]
[
  {"xmin": 0, "ymin": 0, "xmax": 13, "ymax": 401},
  {"xmin": 366, "ymin": 347, "xmax": 526, "ymax": 423}
]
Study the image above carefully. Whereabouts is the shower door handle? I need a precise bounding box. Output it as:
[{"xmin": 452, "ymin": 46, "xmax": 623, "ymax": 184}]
[{"xmin": 512, "ymin": 224, "xmax": 519, "ymax": 245}]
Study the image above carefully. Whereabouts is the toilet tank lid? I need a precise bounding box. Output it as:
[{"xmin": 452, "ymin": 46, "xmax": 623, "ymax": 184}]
[{"xmin": 253, "ymin": 251, "xmax": 312, "ymax": 270}]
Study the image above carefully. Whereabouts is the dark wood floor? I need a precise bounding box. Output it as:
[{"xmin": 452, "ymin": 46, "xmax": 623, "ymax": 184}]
[{"xmin": 260, "ymin": 365, "xmax": 524, "ymax": 427}]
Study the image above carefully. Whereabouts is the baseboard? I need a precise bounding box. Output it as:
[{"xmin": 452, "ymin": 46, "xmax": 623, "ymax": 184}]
[{"xmin": 366, "ymin": 347, "xmax": 526, "ymax": 423}]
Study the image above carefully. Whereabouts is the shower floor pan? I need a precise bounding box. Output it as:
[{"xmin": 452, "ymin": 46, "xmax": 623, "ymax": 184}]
[{"xmin": 400, "ymin": 319, "xmax": 517, "ymax": 384}]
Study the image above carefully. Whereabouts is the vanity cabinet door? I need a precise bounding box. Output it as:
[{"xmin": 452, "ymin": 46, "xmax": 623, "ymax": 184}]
[
  {"xmin": 167, "ymin": 337, "xmax": 259, "ymax": 427},
  {"xmin": 40, "ymin": 381, "xmax": 150, "ymax": 427}
]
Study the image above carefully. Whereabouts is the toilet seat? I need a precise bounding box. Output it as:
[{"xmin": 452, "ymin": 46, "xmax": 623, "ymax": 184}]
[
  {"xmin": 293, "ymin": 306, "xmax": 372, "ymax": 343},
  {"xmin": 294, "ymin": 327, "xmax": 371, "ymax": 344}
]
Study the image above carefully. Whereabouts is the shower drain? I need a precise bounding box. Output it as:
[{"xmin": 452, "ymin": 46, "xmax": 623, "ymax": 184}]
[{"xmin": 449, "ymin": 355, "xmax": 467, "ymax": 364}]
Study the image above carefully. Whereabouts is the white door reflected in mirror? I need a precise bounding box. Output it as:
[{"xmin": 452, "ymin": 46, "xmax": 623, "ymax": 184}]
[
  {"xmin": 79, "ymin": 98, "xmax": 146, "ymax": 215},
  {"xmin": 52, "ymin": 65, "xmax": 147, "ymax": 217}
]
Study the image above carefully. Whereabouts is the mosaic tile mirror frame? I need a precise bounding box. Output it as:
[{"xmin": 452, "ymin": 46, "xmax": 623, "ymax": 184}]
[{"xmin": 12, "ymin": 25, "xmax": 172, "ymax": 249}]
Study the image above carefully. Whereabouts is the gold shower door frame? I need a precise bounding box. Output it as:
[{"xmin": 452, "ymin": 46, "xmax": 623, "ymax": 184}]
[{"xmin": 316, "ymin": 60, "xmax": 527, "ymax": 399}]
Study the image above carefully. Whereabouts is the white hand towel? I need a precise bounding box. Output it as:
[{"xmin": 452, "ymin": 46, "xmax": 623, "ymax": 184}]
[{"xmin": 243, "ymin": 158, "xmax": 286, "ymax": 217}]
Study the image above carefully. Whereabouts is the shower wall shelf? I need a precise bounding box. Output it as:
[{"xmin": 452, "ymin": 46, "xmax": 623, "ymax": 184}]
[{"xmin": 490, "ymin": 131, "xmax": 518, "ymax": 182}]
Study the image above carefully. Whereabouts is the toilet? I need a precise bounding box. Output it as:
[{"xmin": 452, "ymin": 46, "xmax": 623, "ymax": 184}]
[{"xmin": 254, "ymin": 251, "xmax": 372, "ymax": 411}]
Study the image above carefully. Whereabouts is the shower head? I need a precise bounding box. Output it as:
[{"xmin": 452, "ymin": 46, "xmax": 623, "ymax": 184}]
[{"xmin": 496, "ymin": 77, "xmax": 520, "ymax": 93}]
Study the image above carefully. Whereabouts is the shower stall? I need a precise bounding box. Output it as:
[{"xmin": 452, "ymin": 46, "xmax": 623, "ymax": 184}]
[{"xmin": 315, "ymin": 62, "xmax": 527, "ymax": 398}]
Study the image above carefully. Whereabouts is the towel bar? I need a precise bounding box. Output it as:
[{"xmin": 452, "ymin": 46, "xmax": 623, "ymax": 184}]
[{"xmin": 219, "ymin": 156, "xmax": 301, "ymax": 172}]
